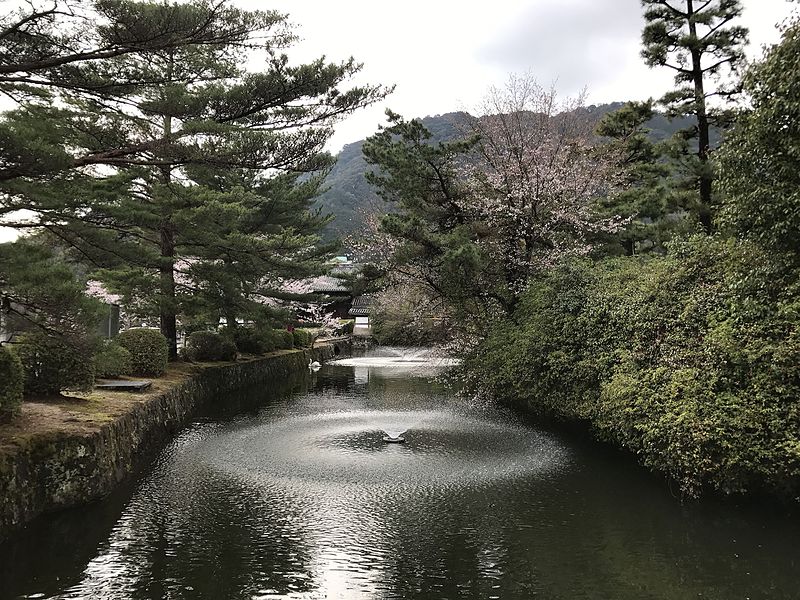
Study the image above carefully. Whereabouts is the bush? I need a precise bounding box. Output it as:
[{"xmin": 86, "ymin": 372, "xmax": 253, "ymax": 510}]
[
  {"xmin": 0, "ymin": 346, "xmax": 24, "ymax": 421},
  {"xmin": 466, "ymin": 238, "xmax": 800, "ymax": 499},
  {"xmin": 117, "ymin": 328, "xmax": 169, "ymax": 376},
  {"xmin": 273, "ymin": 329, "xmax": 294, "ymax": 350},
  {"xmin": 13, "ymin": 332, "xmax": 96, "ymax": 396},
  {"xmin": 233, "ymin": 328, "xmax": 276, "ymax": 355},
  {"xmin": 292, "ymin": 329, "xmax": 314, "ymax": 348},
  {"xmin": 185, "ymin": 331, "xmax": 237, "ymax": 362},
  {"xmin": 339, "ymin": 320, "xmax": 355, "ymax": 335},
  {"xmin": 93, "ymin": 341, "xmax": 132, "ymax": 378}
]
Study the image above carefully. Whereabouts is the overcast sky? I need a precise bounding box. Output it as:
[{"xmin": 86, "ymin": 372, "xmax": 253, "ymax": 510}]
[
  {"xmin": 244, "ymin": 0, "xmax": 797, "ymax": 151},
  {"xmin": 0, "ymin": 0, "xmax": 796, "ymax": 243}
]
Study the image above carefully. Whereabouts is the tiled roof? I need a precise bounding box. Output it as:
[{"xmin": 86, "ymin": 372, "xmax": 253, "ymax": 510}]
[
  {"xmin": 348, "ymin": 295, "xmax": 372, "ymax": 316},
  {"xmin": 309, "ymin": 275, "xmax": 349, "ymax": 293}
]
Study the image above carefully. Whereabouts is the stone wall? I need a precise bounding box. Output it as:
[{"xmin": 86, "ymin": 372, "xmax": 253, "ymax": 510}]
[{"xmin": 0, "ymin": 343, "xmax": 346, "ymax": 540}]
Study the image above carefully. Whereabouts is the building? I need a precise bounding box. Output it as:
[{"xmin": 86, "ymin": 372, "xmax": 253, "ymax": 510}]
[{"xmin": 348, "ymin": 295, "xmax": 372, "ymax": 335}]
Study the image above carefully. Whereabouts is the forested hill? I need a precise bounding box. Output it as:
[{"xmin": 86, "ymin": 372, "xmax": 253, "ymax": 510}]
[
  {"xmin": 316, "ymin": 103, "xmax": 699, "ymax": 239},
  {"xmin": 314, "ymin": 111, "xmax": 470, "ymax": 239}
]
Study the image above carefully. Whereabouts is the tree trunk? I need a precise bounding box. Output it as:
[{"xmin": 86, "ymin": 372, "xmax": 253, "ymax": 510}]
[
  {"xmin": 158, "ymin": 53, "xmax": 178, "ymax": 359},
  {"xmin": 224, "ymin": 305, "xmax": 238, "ymax": 335},
  {"xmin": 688, "ymin": 0, "xmax": 714, "ymax": 234},
  {"xmin": 623, "ymin": 238, "xmax": 635, "ymax": 257},
  {"xmin": 159, "ymin": 224, "xmax": 178, "ymax": 360}
]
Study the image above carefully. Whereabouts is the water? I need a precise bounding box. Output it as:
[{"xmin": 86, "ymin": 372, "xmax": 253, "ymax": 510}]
[{"xmin": 1, "ymin": 349, "xmax": 798, "ymax": 599}]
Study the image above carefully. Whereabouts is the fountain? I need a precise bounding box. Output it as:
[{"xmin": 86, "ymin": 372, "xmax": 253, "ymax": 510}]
[
  {"xmin": 382, "ymin": 429, "xmax": 407, "ymax": 444},
  {"xmin": 329, "ymin": 346, "xmax": 461, "ymax": 369}
]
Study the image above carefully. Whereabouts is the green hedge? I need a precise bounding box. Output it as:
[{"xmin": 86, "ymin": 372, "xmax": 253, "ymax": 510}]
[
  {"xmin": 466, "ymin": 239, "xmax": 800, "ymax": 499},
  {"xmin": 13, "ymin": 332, "xmax": 95, "ymax": 396},
  {"xmin": 117, "ymin": 328, "xmax": 169, "ymax": 376},
  {"xmin": 233, "ymin": 328, "xmax": 276, "ymax": 355},
  {"xmin": 185, "ymin": 331, "xmax": 237, "ymax": 362},
  {"xmin": 292, "ymin": 329, "xmax": 314, "ymax": 348},
  {"xmin": 273, "ymin": 329, "xmax": 294, "ymax": 350},
  {"xmin": 0, "ymin": 346, "xmax": 24, "ymax": 421},
  {"xmin": 93, "ymin": 341, "xmax": 132, "ymax": 378}
]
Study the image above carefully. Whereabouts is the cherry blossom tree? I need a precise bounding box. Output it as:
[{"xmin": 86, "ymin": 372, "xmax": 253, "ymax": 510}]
[
  {"xmin": 466, "ymin": 75, "xmax": 625, "ymax": 295},
  {"xmin": 363, "ymin": 76, "xmax": 624, "ymax": 326}
]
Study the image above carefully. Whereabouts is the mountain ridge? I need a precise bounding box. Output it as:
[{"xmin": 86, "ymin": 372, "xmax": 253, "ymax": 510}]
[{"xmin": 316, "ymin": 102, "xmax": 700, "ymax": 238}]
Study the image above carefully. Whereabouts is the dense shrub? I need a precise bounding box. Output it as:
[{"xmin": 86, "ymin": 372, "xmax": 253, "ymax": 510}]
[
  {"xmin": 185, "ymin": 331, "xmax": 237, "ymax": 362},
  {"xmin": 0, "ymin": 346, "xmax": 24, "ymax": 421},
  {"xmin": 233, "ymin": 328, "xmax": 276, "ymax": 355},
  {"xmin": 117, "ymin": 328, "xmax": 169, "ymax": 376},
  {"xmin": 466, "ymin": 238, "xmax": 800, "ymax": 499},
  {"xmin": 13, "ymin": 332, "xmax": 96, "ymax": 395},
  {"xmin": 339, "ymin": 320, "xmax": 355, "ymax": 335},
  {"xmin": 93, "ymin": 341, "xmax": 132, "ymax": 378},
  {"xmin": 273, "ymin": 329, "xmax": 294, "ymax": 350},
  {"xmin": 292, "ymin": 329, "xmax": 314, "ymax": 348}
]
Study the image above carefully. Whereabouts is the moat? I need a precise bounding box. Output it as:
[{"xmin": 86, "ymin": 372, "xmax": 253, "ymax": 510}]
[{"xmin": 1, "ymin": 349, "xmax": 798, "ymax": 599}]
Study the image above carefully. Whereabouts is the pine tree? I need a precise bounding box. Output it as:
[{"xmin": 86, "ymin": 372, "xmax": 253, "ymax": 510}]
[
  {"xmin": 641, "ymin": 0, "xmax": 748, "ymax": 233},
  {"xmin": 0, "ymin": 1, "xmax": 389, "ymax": 358},
  {"xmin": 0, "ymin": 241, "xmax": 104, "ymax": 340},
  {"xmin": 594, "ymin": 100, "xmax": 686, "ymax": 255}
]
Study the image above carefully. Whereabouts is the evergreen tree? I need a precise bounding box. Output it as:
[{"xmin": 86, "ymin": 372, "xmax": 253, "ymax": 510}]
[
  {"xmin": 0, "ymin": 241, "xmax": 104, "ymax": 340},
  {"xmin": 641, "ymin": 0, "xmax": 748, "ymax": 232},
  {"xmin": 0, "ymin": 0, "xmax": 291, "ymax": 181},
  {"xmin": 0, "ymin": 1, "xmax": 389, "ymax": 358},
  {"xmin": 594, "ymin": 100, "xmax": 686, "ymax": 255},
  {"xmin": 362, "ymin": 111, "xmax": 487, "ymax": 321},
  {"xmin": 175, "ymin": 169, "xmax": 337, "ymax": 334}
]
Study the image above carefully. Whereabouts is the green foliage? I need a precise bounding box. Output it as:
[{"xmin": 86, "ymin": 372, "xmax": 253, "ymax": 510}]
[
  {"xmin": 117, "ymin": 328, "xmax": 169, "ymax": 376},
  {"xmin": 362, "ymin": 111, "xmax": 497, "ymax": 321},
  {"xmin": 466, "ymin": 237, "xmax": 800, "ymax": 498},
  {"xmin": 0, "ymin": 240, "xmax": 106, "ymax": 338},
  {"xmin": 717, "ymin": 15, "xmax": 800, "ymax": 271},
  {"xmin": 0, "ymin": 346, "xmax": 24, "ymax": 421},
  {"xmin": 13, "ymin": 332, "xmax": 96, "ymax": 396},
  {"xmin": 233, "ymin": 328, "xmax": 276, "ymax": 355},
  {"xmin": 273, "ymin": 330, "xmax": 295, "ymax": 350},
  {"xmin": 184, "ymin": 331, "xmax": 237, "ymax": 362},
  {"xmin": 93, "ymin": 341, "xmax": 132, "ymax": 379},
  {"xmin": 292, "ymin": 329, "xmax": 314, "ymax": 348},
  {"xmin": 0, "ymin": 0, "xmax": 389, "ymax": 357},
  {"xmin": 594, "ymin": 100, "xmax": 691, "ymax": 255},
  {"xmin": 339, "ymin": 320, "xmax": 355, "ymax": 335},
  {"xmin": 317, "ymin": 112, "xmax": 468, "ymax": 239}
]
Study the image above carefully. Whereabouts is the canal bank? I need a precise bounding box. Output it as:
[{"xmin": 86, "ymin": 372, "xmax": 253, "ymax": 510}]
[{"xmin": 0, "ymin": 342, "xmax": 348, "ymax": 540}]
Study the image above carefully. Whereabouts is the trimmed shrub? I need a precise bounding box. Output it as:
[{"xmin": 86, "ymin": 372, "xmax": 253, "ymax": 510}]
[
  {"xmin": 273, "ymin": 329, "xmax": 294, "ymax": 350},
  {"xmin": 13, "ymin": 332, "xmax": 95, "ymax": 396},
  {"xmin": 185, "ymin": 331, "xmax": 237, "ymax": 362},
  {"xmin": 93, "ymin": 341, "xmax": 132, "ymax": 378},
  {"xmin": 339, "ymin": 320, "xmax": 355, "ymax": 335},
  {"xmin": 117, "ymin": 328, "xmax": 169, "ymax": 376},
  {"xmin": 292, "ymin": 329, "xmax": 314, "ymax": 348},
  {"xmin": 233, "ymin": 328, "xmax": 276, "ymax": 355},
  {"xmin": 0, "ymin": 346, "xmax": 24, "ymax": 421}
]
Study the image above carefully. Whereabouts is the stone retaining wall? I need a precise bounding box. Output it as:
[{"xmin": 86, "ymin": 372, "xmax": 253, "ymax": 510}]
[{"xmin": 0, "ymin": 342, "xmax": 347, "ymax": 540}]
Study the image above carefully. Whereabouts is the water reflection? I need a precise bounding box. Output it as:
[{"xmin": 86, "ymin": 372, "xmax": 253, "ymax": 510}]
[{"xmin": 1, "ymin": 349, "xmax": 798, "ymax": 599}]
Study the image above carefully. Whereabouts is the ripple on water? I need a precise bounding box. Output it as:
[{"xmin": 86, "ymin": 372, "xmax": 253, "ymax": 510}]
[{"xmin": 197, "ymin": 409, "xmax": 569, "ymax": 494}]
